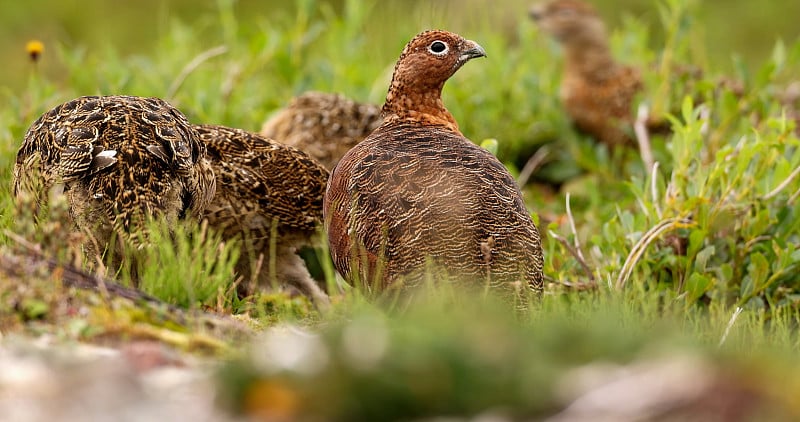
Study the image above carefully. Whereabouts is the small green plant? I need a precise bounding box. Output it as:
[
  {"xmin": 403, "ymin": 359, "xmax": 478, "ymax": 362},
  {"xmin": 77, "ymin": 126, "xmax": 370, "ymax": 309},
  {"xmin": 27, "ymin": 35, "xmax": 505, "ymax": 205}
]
[
  {"xmin": 125, "ymin": 219, "xmax": 241, "ymax": 311},
  {"xmin": 543, "ymin": 0, "xmax": 800, "ymax": 315}
]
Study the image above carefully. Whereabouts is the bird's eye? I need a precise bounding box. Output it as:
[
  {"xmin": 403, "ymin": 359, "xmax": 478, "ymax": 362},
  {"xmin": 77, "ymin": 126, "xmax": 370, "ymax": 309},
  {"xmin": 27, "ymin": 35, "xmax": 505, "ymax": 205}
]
[{"xmin": 428, "ymin": 40, "xmax": 448, "ymax": 55}]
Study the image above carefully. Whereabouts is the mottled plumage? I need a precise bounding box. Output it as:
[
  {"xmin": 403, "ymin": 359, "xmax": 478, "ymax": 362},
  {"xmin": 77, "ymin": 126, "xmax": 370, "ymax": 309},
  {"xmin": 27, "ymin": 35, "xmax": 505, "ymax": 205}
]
[
  {"xmin": 530, "ymin": 0, "xmax": 642, "ymax": 147},
  {"xmin": 324, "ymin": 30, "xmax": 544, "ymax": 297},
  {"xmin": 13, "ymin": 95, "xmax": 215, "ymax": 263},
  {"xmin": 260, "ymin": 91, "xmax": 383, "ymax": 171},
  {"xmin": 196, "ymin": 124, "xmax": 330, "ymax": 306}
]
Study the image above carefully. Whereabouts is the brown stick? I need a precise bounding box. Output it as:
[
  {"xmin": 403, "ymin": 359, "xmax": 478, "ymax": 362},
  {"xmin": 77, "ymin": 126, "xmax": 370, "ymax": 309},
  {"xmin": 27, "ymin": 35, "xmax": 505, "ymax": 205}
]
[{"xmin": 0, "ymin": 249, "xmax": 180, "ymax": 312}]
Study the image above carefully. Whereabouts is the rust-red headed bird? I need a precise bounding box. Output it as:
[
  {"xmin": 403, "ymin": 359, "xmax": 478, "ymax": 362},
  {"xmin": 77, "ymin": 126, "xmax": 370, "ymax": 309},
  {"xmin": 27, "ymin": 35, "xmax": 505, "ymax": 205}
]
[
  {"xmin": 324, "ymin": 30, "xmax": 544, "ymax": 297},
  {"xmin": 530, "ymin": 0, "xmax": 643, "ymax": 147},
  {"xmin": 196, "ymin": 124, "xmax": 330, "ymax": 307},
  {"xmin": 260, "ymin": 91, "xmax": 382, "ymax": 171},
  {"xmin": 13, "ymin": 95, "xmax": 215, "ymax": 265}
]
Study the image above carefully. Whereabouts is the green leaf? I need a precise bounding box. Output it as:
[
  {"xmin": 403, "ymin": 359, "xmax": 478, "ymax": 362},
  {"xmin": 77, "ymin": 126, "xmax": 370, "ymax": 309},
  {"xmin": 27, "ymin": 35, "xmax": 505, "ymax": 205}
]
[
  {"xmin": 530, "ymin": 212, "xmax": 540, "ymax": 227},
  {"xmin": 680, "ymin": 95, "xmax": 696, "ymax": 124},
  {"xmin": 686, "ymin": 229, "xmax": 707, "ymax": 259},
  {"xmin": 748, "ymin": 252, "xmax": 770, "ymax": 292},
  {"xmin": 719, "ymin": 263, "xmax": 734, "ymax": 283},
  {"xmin": 21, "ymin": 299, "xmax": 49, "ymax": 320},
  {"xmin": 480, "ymin": 138, "xmax": 499, "ymax": 156},
  {"xmin": 694, "ymin": 245, "xmax": 716, "ymax": 272},
  {"xmin": 685, "ymin": 273, "xmax": 711, "ymax": 303},
  {"xmin": 743, "ymin": 209, "xmax": 771, "ymax": 240}
]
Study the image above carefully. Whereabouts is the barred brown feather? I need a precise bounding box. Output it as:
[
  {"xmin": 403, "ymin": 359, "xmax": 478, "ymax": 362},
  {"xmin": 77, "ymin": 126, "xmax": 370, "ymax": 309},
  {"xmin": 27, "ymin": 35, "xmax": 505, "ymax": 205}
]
[
  {"xmin": 260, "ymin": 91, "xmax": 382, "ymax": 171},
  {"xmin": 196, "ymin": 124, "xmax": 330, "ymax": 307},
  {"xmin": 324, "ymin": 30, "xmax": 544, "ymax": 296}
]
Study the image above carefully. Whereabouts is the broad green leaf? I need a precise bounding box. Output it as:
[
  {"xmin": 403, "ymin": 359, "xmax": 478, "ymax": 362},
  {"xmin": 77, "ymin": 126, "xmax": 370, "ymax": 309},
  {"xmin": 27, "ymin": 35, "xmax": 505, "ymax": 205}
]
[
  {"xmin": 686, "ymin": 229, "xmax": 707, "ymax": 259},
  {"xmin": 685, "ymin": 273, "xmax": 711, "ymax": 303},
  {"xmin": 748, "ymin": 252, "xmax": 770, "ymax": 292},
  {"xmin": 480, "ymin": 138, "xmax": 499, "ymax": 156},
  {"xmin": 694, "ymin": 245, "xmax": 716, "ymax": 272}
]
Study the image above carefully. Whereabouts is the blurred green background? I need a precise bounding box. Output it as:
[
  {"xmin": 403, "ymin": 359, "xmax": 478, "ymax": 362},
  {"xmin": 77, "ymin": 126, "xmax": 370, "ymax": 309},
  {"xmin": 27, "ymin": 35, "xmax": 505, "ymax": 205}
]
[{"xmin": 2, "ymin": 0, "xmax": 799, "ymax": 94}]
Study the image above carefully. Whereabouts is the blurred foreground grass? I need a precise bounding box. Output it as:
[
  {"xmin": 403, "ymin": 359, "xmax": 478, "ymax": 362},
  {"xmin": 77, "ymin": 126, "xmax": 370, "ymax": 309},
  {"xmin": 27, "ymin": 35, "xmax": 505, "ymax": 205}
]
[{"xmin": 217, "ymin": 286, "xmax": 800, "ymax": 421}]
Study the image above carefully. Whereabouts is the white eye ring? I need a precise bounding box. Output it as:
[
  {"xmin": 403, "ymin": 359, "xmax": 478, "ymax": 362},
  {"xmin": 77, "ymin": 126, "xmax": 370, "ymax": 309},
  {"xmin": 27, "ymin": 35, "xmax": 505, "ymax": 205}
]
[{"xmin": 428, "ymin": 40, "xmax": 449, "ymax": 56}]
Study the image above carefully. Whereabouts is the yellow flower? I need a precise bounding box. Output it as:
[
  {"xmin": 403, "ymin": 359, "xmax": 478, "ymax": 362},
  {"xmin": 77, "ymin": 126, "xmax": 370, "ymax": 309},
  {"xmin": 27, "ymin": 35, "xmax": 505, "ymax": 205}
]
[{"xmin": 26, "ymin": 40, "xmax": 44, "ymax": 62}]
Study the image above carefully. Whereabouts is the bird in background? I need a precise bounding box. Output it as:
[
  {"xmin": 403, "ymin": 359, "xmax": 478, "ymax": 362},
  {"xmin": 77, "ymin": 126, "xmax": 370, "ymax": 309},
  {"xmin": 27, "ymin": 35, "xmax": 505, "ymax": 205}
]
[
  {"xmin": 529, "ymin": 0, "xmax": 647, "ymax": 148},
  {"xmin": 324, "ymin": 30, "xmax": 544, "ymax": 300},
  {"xmin": 196, "ymin": 124, "xmax": 331, "ymax": 308},
  {"xmin": 13, "ymin": 95, "xmax": 215, "ymax": 273},
  {"xmin": 260, "ymin": 91, "xmax": 383, "ymax": 171}
]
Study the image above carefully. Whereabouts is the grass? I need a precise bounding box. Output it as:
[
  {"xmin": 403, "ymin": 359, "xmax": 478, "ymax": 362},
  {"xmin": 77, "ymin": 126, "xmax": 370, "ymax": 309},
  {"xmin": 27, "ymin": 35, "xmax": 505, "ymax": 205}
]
[
  {"xmin": 130, "ymin": 219, "xmax": 241, "ymax": 310},
  {"xmin": 1, "ymin": 0, "xmax": 800, "ymax": 419},
  {"xmin": 216, "ymin": 286, "xmax": 800, "ymax": 420}
]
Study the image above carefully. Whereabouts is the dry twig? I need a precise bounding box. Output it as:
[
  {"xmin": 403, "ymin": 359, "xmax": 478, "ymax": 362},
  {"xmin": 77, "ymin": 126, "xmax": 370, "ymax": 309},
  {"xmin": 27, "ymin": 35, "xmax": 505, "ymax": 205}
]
[
  {"xmin": 549, "ymin": 230, "xmax": 596, "ymax": 286},
  {"xmin": 615, "ymin": 217, "xmax": 694, "ymax": 289},
  {"xmin": 167, "ymin": 45, "xmax": 229, "ymax": 99},
  {"xmin": 634, "ymin": 103, "xmax": 655, "ymax": 173},
  {"xmin": 517, "ymin": 145, "xmax": 551, "ymax": 187}
]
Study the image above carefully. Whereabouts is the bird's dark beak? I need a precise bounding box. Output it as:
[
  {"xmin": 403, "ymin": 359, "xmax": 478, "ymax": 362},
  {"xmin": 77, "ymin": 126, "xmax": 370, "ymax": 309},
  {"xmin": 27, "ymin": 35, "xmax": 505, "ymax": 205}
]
[{"xmin": 460, "ymin": 40, "xmax": 487, "ymax": 61}]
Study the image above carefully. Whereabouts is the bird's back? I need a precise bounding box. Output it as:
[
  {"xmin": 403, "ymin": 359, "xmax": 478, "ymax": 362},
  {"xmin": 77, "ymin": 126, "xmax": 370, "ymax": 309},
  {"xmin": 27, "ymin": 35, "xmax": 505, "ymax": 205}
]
[
  {"xmin": 197, "ymin": 124, "xmax": 329, "ymax": 239},
  {"xmin": 195, "ymin": 124, "xmax": 331, "ymax": 305},
  {"xmin": 562, "ymin": 65, "xmax": 643, "ymax": 146},
  {"xmin": 14, "ymin": 95, "xmax": 214, "ymax": 243},
  {"xmin": 326, "ymin": 121, "xmax": 543, "ymax": 291}
]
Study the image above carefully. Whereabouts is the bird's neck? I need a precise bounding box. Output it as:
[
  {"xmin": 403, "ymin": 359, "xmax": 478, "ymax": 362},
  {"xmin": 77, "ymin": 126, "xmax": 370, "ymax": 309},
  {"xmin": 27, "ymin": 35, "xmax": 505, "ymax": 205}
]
[
  {"xmin": 563, "ymin": 39, "xmax": 619, "ymax": 81},
  {"xmin": 382, "ymin": 80, "xmax": 462, "ymax": 134}
]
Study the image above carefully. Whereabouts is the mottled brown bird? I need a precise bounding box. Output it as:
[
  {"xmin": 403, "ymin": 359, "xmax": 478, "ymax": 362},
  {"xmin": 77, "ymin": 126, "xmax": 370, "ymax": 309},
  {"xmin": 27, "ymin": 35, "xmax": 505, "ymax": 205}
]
[
  {"xmin": 195, "ymin": 124, "xmax": 330, "ymax": 307},
  {"xmin": 530, "ymin": 0, "xmax": 643, "ymax": 147},
  {"xmin": 260, "ymin": 91, "xmax": 383, "ymax": 171},
  {"xmin": 324, "ymin": 30, "xmax": 544, "ymax": 297},
  {"xmin": 13, "ymin": 95, "xmax": 215, "ymax": 266}
]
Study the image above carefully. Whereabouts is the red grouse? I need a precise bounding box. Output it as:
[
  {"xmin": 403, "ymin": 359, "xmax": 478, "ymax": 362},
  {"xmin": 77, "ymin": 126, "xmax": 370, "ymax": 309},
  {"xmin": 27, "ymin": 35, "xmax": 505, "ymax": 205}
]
[
  {"xmin": 530, "ymin": 0, "xmax": 643, "ymax": 147},
  {"xmin": 324, "ymin": 30, "xmax": 544, "ymax": 298}
]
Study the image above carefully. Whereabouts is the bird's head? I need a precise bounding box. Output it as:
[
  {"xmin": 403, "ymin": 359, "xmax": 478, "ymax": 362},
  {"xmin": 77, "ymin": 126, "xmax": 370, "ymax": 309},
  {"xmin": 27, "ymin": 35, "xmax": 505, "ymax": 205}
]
[
  {"xmin": 383, "ymin": 30, "xmax": 485, "ymax": 129},
  {"xmin": 529, "ymin": 0, "xmax": 607, "ymax": 47},
  {"xmin": 392, "ymin": 30, "xmax": 486, "ymax": 89}
]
